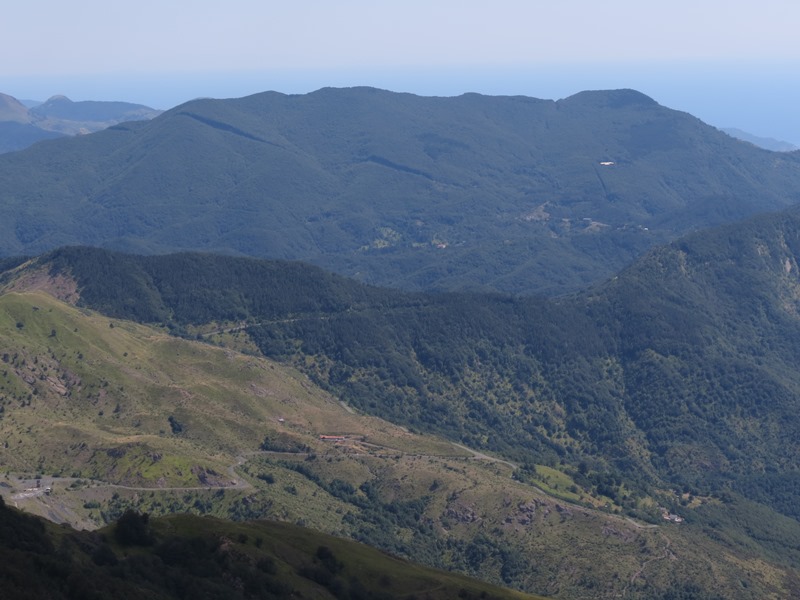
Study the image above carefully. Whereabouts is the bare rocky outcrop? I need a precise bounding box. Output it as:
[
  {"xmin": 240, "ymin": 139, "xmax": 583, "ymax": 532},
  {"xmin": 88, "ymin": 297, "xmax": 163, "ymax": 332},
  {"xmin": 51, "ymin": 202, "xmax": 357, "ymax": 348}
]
[{"xmin": 3, "ymin": 267, "xmax": 80, "ymax": 305}]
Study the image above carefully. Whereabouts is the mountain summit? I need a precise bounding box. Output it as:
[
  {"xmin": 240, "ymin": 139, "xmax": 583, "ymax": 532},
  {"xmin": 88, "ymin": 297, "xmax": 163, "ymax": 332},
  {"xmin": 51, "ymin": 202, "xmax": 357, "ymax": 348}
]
[{"xmin": 558, "ymin": 88, "xmax": 659, "ymax": 108}]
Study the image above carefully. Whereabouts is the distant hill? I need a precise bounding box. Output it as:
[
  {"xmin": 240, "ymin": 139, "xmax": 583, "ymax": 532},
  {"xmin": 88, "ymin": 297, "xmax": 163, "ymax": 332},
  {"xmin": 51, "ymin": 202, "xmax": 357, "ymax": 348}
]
[
  {"xmin": 28, "ymin": 94, "xmax": 162, "ymax": 134},
  {"xmin": 0, "ymin": 93, "xmax": 31, "ymax": 122},
  {"xmin": 30, "ymin": 94, "xmax": 160, "ymax": 123},
  {"xmin": 0, "ymin": 94, "xmax": 65, "ymax": 153},
  {"xmin": 0, "ymin": 92, "xmax": 161, "ymax": 153},
  {"xmin": 722, "ymin": 127, "xmax": 798, "ymax": 152},
  {"xmin": 2, "ymin": 87, "xmax": 800, "ymax": 294}
]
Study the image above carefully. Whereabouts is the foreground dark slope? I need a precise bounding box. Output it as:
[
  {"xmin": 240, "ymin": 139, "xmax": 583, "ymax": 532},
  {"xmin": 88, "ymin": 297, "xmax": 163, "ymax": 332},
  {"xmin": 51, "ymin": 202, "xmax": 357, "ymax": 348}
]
[
  {"xmin": 2, "ymin": 87, "xmax": 800, "ymax": 293},
  {"xmin": 0, "ymin": 499, "xmax": 541, "ymax": 600}
]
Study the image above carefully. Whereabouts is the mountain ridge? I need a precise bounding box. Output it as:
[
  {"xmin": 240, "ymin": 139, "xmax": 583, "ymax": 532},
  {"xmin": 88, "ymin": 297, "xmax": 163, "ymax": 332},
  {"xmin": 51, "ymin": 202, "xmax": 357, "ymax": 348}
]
[
  {"xmin": 2, "ymin": 86, "xmax": 799, "ymax": 294},
  {"xmin": 722, "ymin": 126, "xmax": 798, "ymax": 152}
]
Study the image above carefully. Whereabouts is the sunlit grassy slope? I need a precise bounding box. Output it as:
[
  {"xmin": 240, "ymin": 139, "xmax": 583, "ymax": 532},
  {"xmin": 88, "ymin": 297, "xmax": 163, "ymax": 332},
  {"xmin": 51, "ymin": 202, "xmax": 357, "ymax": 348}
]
[{"xmin": 0, "ymin": 290, "xmax": 459, "ymax": 484}]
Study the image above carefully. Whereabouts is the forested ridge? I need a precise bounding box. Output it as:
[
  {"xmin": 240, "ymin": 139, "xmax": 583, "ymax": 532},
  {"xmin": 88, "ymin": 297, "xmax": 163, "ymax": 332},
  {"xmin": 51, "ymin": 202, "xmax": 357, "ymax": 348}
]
[{"xmin": 2, "ymin": 87, "xmax": 800, "ymax": 294}]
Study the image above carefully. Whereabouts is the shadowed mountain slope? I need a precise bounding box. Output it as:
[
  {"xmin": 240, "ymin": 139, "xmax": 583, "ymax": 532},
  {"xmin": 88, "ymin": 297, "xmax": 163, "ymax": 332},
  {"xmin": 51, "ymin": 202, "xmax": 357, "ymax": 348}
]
[
  {"xmin": 2, "ymin": 87, "xmax": 800, "ymax": 293},
  {"xmin": 0, "ymin": 499, "xmax": 544, "ymax": 600}
]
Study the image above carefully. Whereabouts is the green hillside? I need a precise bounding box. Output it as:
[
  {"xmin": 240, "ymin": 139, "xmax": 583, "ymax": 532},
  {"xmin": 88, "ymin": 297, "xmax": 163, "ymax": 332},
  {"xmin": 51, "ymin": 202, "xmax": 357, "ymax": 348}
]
[
  {"xmin": 0, "ymin": 287, "xmax": 796, "ymax": 598},
  {"xmin": 2, "ymin": 87, "xmax": 800, "ymax": 293},
  {"xmin": 21, "ymin": 223, "xmax": 800, "ymax": 522}
]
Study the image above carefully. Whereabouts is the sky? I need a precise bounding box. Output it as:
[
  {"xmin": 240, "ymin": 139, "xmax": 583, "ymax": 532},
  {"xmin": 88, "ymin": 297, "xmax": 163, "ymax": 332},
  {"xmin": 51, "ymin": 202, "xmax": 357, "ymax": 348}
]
[{"xmin": 3, "ymin": 0, "xmax": 800, "ymax": 144}]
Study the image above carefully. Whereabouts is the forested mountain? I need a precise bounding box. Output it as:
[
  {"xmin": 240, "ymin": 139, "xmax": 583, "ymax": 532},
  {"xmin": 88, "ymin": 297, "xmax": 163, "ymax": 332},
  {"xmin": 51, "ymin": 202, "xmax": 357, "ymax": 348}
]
[{"xmin": 2, "ymin": 87, "xmax": 800, "ymax": 294}]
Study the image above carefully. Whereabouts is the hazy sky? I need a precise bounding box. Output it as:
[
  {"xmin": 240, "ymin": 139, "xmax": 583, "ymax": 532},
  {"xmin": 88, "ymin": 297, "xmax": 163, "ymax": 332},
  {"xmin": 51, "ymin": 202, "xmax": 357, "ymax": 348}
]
[{"xmin": 3, "ymin": 0, "xmax": 800, "ymax": 143}]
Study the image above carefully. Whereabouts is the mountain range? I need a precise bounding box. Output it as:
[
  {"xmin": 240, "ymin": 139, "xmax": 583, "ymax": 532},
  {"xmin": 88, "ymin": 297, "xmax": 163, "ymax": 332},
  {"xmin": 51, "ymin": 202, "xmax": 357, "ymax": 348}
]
[
  {"xmin": 0, "ymin": 92, "xmax": 161, "ymax": 154},
  {"xmin": 2, "ymin": 87, "xmax": 800, "ymax": 294},
  {"xmin": 722, "ymin": 127, "xmax": 799, "ymax": 152},
  {"xmin": 3, "ymin": 85, "xmax": 800, "ymax": 598}
]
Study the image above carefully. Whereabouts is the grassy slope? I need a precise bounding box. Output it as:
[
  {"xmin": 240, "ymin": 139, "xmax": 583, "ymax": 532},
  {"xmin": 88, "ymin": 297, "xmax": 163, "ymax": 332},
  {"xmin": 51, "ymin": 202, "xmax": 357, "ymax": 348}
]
[
  {"xmin": 0, "ymin": 290, "xmax": 797, "ymax": 598},
  {"xmin": 0, "ymin": 290, "xmax": 458, "ymax": 483}
]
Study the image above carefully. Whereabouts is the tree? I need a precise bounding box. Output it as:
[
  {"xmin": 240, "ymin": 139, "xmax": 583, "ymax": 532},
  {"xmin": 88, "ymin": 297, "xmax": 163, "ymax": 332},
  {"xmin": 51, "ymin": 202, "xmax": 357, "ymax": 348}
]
[{"xmin": 114, "ymin": 509, "xmax": 154, "ymax": 546}]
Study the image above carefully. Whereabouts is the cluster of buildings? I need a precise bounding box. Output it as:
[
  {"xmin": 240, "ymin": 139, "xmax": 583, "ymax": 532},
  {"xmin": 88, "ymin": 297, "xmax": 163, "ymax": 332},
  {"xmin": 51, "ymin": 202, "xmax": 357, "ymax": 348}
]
[{"xmin": 659, "ymin": 507, "xmax": 683, "ymax": 523}]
